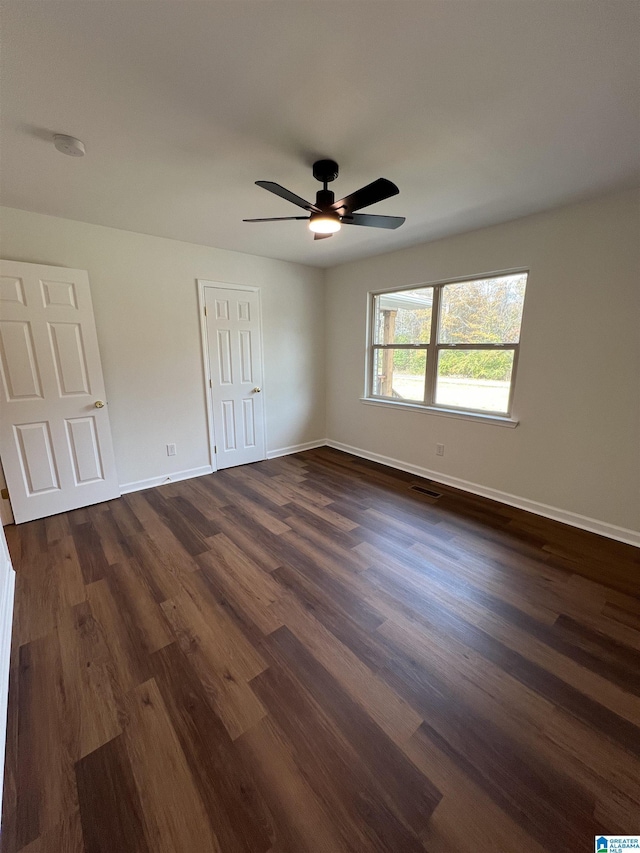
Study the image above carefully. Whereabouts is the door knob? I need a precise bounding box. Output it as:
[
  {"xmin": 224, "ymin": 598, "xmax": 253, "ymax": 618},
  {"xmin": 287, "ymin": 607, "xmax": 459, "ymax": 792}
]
[
  {"xmin": 252, "ymin": 387, "xmax": 261, "ymax": 393},
  {"xmin": 94, "ymin": 400, "xmax": 105, "ymax": 408}
]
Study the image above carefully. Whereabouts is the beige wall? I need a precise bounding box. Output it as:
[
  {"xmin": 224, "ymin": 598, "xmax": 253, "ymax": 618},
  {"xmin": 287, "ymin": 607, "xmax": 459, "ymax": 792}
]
[
  {"xmin": 0, "ymin": 207, "xmax": 326, "ymax": 489},
  {"xmin": 325, "ymin": 189, "xmax": 640, "ymax": 537},
  {"xmin": 2, "ymin": 191, "xmax": 638, "ymax": 541}
]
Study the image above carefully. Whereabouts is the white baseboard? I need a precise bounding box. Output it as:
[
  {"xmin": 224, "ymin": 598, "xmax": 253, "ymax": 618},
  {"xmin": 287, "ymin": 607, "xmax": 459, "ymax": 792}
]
[
  {"xmin": 266, "ymin": 439, "xmax": 327, "ymax": 460},
  {"xmin": 0, "ymin": 540, "xmax": 15, "ymax": 814},
  {"xmin": 325, "ymin": 440, "xmax": 640, "ymax": 548},
  {"xmin": 118, "ymin": 443, "xmax": 327, "ymax": 494},
  {"xmin": 114, "ymin": 443, "xmax": 639, "ymax": 547},
  {"xmin": 119, "ymin": 465, "xmax": 214, "ymax": 495}
]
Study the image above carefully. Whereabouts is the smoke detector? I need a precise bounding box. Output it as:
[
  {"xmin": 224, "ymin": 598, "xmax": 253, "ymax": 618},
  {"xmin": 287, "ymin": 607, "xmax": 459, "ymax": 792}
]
[{"xmin": 53, "ymin": 134, "xmax": 85, "ymax": 157}]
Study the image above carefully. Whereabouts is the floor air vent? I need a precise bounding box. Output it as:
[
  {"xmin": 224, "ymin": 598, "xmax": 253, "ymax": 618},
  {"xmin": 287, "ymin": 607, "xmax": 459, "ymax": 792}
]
[{"xmin": 410, "ymin": 484, "xmax": 443, "ymax": 499}]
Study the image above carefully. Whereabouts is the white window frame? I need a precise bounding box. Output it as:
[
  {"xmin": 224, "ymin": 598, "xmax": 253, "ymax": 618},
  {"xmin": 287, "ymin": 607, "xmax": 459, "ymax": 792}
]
[{"xmin": 363, "ymin": 269, "xmax": 528, "ymax": 425}]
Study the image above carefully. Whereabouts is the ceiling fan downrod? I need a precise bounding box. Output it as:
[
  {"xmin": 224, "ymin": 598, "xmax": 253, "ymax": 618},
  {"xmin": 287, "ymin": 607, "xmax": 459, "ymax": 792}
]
[{"xmin": 312, "ymin": 159, "xmax": 339, "ymax": 209}]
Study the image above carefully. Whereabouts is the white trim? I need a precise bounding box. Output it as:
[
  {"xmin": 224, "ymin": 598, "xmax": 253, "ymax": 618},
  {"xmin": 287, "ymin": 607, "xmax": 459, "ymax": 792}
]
[
  {"xmin": 0, "ymin": 531, "xmax": 15, "ymax": 814},
  {"xmin": 266, "ymin": 439, "xmax": 327, "ymax": 460},
  {"xmin": 197, "ymin": 279, "xmax": 268, "ymax": 471},
  {"xmin": 360, "ymin": 397, "xmax": 519, "ymax": 427},
  {"xmin": 119, "ymin": 465, "xmax": 214, "ymax": 495},
  {"xmin": 197, "ymin": 281, "xmax": 217, "ymax": 473},
  {"xmin": 325, "ymin": 440, "xmax": 640, "ymax": 548},
  {"xmin": 366, "ymin": 268, "xmax": 529, "ymax": 420},
  {"xmin": 368, "ymin": 266, "xmax": 531, "ymax": 297}
]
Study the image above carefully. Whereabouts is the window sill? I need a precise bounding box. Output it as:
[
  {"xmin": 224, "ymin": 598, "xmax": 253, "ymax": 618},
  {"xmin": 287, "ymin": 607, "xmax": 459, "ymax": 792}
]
[{"xmin": 359, "ymin": 397, "xmax": 519, "ymax": 428}]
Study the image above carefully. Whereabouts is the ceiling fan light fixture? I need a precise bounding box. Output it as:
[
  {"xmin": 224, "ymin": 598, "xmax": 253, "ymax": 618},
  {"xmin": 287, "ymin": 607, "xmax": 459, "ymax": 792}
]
[
  {"xmin": 308, "ymin": 213, "xmax": 341, "ymax": 234},
  {"xmin": 245, "ymin": 162, "xmax": 404, "ymax": 237}
]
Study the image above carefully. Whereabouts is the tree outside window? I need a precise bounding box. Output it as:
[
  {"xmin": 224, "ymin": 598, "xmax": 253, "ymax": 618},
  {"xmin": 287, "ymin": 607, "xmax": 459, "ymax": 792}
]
[{"xmin": 370, "ymin": 272, "xmax": 527, "ymax": 416}]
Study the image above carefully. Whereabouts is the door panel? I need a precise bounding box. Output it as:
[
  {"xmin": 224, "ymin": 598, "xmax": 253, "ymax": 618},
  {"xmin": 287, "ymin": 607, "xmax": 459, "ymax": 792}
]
[
  {"xmin": 66, "ymin": 416, "xmax": 104, "ymax": 484},
  {"xmin": 14, "ymin": 422, "xmax": 59, "ymax": 493},
  {"xmin": 48, "ymin": 322, "xmax": 91, "ymax": 395},
  {"xmin": 239, "ymin": 330, "xmax": 253, "ymax": 383},
  {"xmin": 0, "ymin": 321, "xmax": 43, "ymax": 399},
  {"xmin": 217, "ymin": 329, "xmax": 233, "ymax": 384},
  {"xmin": 0, "ymin": 276, "xmax": 26, "ymax": 305},
  {"xmin": 40, "ymin": 278, "xmax": 78, "ymax": 308},
  {"xmin": 205, "ymin": 286, "xmax": 265, "ymax": 470},
  {"xmin": 214, "ymin": 298, "xmax": 229, "ymax": 320},
  {"xmin": 243, "ymin": 398, "xmax": 256, "ymax": 447},
  {"xmin": 222, "ymin": 400, "xmax": 236, "ymax": 450},
  {"xmin": 0, "ymin": 260, "xmax": 120, "ymax": 522}
]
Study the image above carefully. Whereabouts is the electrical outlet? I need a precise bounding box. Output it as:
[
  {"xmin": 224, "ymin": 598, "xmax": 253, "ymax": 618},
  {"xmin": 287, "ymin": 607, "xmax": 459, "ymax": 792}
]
[
  {"xmin": 436, "ymin": 443, "xmax": 445, "ymax": 457},
  {"xmin": 166, "ymin": 443, "xmax": 177, "ymax": 457}
]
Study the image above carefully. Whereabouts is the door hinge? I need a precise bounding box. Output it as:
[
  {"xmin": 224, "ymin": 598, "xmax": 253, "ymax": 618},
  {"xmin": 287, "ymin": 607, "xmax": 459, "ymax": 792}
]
[
  {"xmin": 204, "ymin": 305, "xmax": 207, "ymax": 317},
  {"xmin": 0, "ymin": 488, "xmax": 8, "ymax": 501},
  {"xmin": 209, "ymin": 378, "xmax": 212, "ymax": 388},
  {"xmin": 214, "ymin": 445, "xmax": 217, "ymax": 454}
]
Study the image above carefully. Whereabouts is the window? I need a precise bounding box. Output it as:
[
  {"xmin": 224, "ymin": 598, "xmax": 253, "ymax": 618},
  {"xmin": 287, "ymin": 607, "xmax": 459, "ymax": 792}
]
[{"xmin": 368, "ymin": 272, "xmax": 527, "ymax": 418}]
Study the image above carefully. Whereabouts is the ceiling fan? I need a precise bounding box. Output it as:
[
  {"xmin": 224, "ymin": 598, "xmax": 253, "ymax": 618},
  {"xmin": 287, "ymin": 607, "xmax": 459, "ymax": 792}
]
[{"xmin": 243, "ymin": 159, "xmax": 405, "ymax": 240}]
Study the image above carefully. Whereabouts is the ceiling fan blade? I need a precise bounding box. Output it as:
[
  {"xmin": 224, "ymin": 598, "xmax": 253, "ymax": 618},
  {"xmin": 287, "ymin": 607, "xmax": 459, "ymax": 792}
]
[
  {"xmin": 243, "ymin": 216, "xmax": 309, "ymax": 222},
  {"xmin": 256, "ymin": 181, "xmax": 320, "ymax": 212},
  {"xmin": 342, "ymin": 213, "xmax": 405, "ymax": 229},
  {"xmin": 331, "ymin": 178, "xmax": 399, "ymax": 213},
  {"xmin": 314, "ymin": 232, "xmax": 333, "ymax": 240}
]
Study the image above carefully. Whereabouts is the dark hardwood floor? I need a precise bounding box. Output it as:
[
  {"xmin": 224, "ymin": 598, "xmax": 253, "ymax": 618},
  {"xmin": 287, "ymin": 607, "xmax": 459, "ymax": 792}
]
[{"xmin": 2, "ymin": 446, "xmax": 639, "ymax": 852}]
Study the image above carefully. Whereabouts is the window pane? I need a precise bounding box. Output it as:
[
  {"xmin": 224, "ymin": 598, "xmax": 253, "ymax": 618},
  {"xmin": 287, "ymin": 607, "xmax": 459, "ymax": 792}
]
[
  {"xmin": 438, "ymin": 274, "xmax": 526, "ymax": 344},
  {"xmin": 373, "ymin": 348, "xmax": 426, "ymax": 402},
  {"xmin": 435, "ymin": 349, "xmax": 514, "ymax": 413},
  {"xmin": 374, "ymin": 288, "xmax": 433, "ymax": 345}
]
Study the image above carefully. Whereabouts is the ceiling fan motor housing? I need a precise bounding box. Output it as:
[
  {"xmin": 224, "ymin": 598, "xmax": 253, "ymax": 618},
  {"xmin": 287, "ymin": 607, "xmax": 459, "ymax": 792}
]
[
  {"xmin": 312, "ymin": 159, "xmax": 339, "ymax": 184},
  {"xmin": 315, "ymin": 188, "xmax": 336, "ymax": 209}
]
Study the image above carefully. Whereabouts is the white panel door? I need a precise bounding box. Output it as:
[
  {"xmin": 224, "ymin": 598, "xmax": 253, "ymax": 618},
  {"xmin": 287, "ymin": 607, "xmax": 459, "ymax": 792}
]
[
  {"xmin": 0, "ymin": 260, "xmax": 120, "ymax": 523},
  {"xmin": 204, "ymin": 286, "xmax": 265, "ymax": 469}
]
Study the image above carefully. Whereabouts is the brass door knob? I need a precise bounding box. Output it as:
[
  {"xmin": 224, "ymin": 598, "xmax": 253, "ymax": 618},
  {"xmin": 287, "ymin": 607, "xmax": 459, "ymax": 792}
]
[
  {"xmin": 94, "ymin": 400, "xmax": 105, "ymax": 408},
  {"xmin": 252, "ymin": 387, "xmax": 261, "ymax": 393}
]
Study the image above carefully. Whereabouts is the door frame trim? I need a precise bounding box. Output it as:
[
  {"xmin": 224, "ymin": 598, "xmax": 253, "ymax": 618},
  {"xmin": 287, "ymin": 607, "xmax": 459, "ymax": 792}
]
[{"xmin": 197, "ymin": 280, "xmax": 268, "ymax": 472}]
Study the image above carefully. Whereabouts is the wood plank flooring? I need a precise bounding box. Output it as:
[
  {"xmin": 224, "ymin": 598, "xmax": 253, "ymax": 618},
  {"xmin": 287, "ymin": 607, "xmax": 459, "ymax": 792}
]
[{"xmin": 2, "ymin": 446, "xmax": 640, "ymax": 852}]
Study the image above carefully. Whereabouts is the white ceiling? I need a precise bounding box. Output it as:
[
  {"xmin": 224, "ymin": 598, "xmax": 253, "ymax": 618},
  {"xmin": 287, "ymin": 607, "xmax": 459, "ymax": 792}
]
[{"xmin": 1, "ymin": 1, "xmax": 639, "ymax": 268}]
